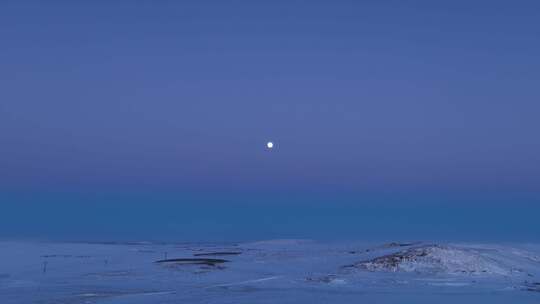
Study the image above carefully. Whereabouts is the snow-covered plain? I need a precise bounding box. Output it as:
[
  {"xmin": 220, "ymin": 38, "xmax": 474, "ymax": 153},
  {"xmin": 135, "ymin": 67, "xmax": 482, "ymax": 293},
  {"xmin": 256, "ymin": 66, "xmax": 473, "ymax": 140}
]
[{"xmin": 1, "ymin": 240, "xmax": 539, "ymax": 303}]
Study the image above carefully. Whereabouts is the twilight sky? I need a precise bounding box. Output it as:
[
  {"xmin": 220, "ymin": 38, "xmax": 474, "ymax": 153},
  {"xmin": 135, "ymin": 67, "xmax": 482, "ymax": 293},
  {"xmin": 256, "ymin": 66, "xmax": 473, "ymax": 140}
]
[{"xmin": 1, "ymin": 1, "xmax": 539, "ymax": 241}]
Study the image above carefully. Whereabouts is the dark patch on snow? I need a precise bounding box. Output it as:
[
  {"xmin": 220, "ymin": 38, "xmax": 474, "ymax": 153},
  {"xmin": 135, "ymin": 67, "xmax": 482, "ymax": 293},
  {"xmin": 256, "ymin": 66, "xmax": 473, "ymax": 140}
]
[
  {"xmin": 194, "ymin": 251, "xmax": 242, "ymax": 257},
  {"xmin": 155, "ymin": 258, "xmax": 229, "ymax": 266},
  {"xmin": 523, "ymin": 281, "xmax": 540, "ymax": 292},
  {"xmin": 383, "ymin": 242, "xmax": 419, "ymax": 248},
  {"xmin": 85, "ymin": 270, "xmax": 136, "ymax": 278},
  {"xmin": 348, "ymin": 242, "xmax": 419, "ymax": 254},
  {"xmin": 306, "ymin": 274, "xmax": 338, "ymax": 283},
  {"xmin": 41, "ymin": 254, "xmax": 91, "ymax": 258}
]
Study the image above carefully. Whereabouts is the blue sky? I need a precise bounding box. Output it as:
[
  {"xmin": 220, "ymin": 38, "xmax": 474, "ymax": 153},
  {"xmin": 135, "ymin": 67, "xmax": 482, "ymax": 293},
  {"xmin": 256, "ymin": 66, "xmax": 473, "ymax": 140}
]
[{"xmin": 1, "ymin": 1, "xmax": 539, "ymax": 241}]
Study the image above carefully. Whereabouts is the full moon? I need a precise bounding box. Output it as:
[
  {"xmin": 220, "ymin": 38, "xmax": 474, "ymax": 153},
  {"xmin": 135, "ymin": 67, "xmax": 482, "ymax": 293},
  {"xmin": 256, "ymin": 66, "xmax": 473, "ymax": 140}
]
[{"xmin": 266, "ymin": 142, "xmax": 274, "ymax": 149}]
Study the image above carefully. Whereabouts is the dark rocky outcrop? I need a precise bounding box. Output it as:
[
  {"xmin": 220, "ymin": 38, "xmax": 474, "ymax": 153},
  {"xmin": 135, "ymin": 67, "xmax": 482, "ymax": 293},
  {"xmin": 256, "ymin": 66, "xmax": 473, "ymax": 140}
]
[{"xmin": 342, "ymin": 244, "xmax": 512, "ymax": 276}]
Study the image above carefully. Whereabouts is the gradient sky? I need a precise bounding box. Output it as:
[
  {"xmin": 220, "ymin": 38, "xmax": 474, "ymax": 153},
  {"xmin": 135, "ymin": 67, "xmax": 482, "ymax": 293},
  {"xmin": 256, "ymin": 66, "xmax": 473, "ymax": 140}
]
[{"xmin": 1, "ymin": 1, "xmax": 539, "ymax": 241}]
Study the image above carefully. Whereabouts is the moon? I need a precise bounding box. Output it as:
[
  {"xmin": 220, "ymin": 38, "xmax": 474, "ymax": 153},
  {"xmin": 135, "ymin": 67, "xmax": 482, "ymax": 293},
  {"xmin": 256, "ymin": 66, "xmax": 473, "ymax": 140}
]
[{"xmin": 266, "ymin": 142, "xmax": 274, "ymax": 149}]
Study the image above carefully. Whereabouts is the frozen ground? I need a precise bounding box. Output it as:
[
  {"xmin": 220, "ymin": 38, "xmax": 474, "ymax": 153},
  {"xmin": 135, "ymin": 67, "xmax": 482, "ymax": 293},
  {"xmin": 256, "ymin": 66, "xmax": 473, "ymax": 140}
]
[{"xmin": 1, "ymin": 240, "xmax": 539, "ymax": 303}]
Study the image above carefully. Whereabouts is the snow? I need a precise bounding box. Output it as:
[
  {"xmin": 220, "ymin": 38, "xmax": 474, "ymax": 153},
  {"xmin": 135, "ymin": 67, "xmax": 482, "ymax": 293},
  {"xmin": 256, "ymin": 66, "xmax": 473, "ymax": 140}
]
[{"xmin": 0, "ymin": 241, "xmax": 539, "ymax": 303}]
